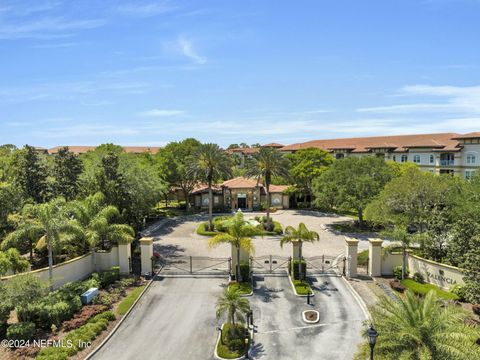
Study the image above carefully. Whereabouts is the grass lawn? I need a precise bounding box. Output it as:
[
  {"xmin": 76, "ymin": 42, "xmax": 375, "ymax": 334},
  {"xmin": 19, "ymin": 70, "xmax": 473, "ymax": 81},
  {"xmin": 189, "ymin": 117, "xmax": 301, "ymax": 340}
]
[
  {"xmin": 216, "ymin": 323, "xmax": 248, "ymax": 359},
  {"xmin": 228, "ymin": 282, "xmax": 252, "ymax": 295},
  {"xmin": 400, "ymin": 279, "xmax": 459, "ymax": 301},
  {"xmin": 117, "ymin": 285, "xmax": 146, "ymax": 315},
  {"xmin": 292, "ymin": 280, "xmax": 313, "ymax": 295}
]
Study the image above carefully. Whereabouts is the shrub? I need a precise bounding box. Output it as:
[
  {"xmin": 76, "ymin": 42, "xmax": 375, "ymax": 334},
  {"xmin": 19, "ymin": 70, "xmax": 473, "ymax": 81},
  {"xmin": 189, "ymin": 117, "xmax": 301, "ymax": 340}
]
[
  {"xmin": 239, "ymin": 261, "xmax": 250, "ymax": 282},
  {"xmin": 390, "ymin": 279, "xmax": 406, "ymax": 293},
  {"xmin": 400, "ymin": 279, "xmax": 459, "ymax": 300},
  {"xmin": 393, "ymin": 266, "xmax": 409, "ymax": 280},
  {"xmin": 357, "ymin": 250, "xmax": 369, "ymax": 266},
  {"xmin": 450, "ymin": 285, "xmax": 467, "ymax": 302},
  {"xmin": 98, "ymin": 267, "xmax": 120, "ymax": 288},
  {"xmin": 196, "ymin": 222, "xmax": 217, "ymax": 236},
  {"xmin": 290, "ymin": 260, "xmax": 307, "ymax": 280},
  {"xmin": 413, "ymin": 272, "xmax": 425, "ymax": 284},
  {"xmin": 472, "ymin": 304, "xmax": 480, "ymax": 316},
  {"xmin": 6, "ymin": 322, "xmax": 35, "ymax": 341}
]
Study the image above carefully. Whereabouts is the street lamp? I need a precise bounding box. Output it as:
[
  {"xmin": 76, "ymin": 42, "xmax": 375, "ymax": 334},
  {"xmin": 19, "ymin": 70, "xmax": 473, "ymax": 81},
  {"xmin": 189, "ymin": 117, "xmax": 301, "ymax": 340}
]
[
  {"xmin": 244, "ymin": 338, "xmax": 249, "ymax": 359},
  {"xmin": 366, "ymin": 325, "xmax": 378, "ymax": 360}
]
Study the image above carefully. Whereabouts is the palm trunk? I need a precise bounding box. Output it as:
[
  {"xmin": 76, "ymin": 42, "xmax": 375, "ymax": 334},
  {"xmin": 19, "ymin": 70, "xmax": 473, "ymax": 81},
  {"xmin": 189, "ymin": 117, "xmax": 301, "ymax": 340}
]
[
  {"xmin": 29, "ymin": 239, "xmax": 33, "ymax": 262},
  {"xmin": 237, "ymin": 244, "xmax": 241, "ymax": 282},
  {"xmin": 298, "ymin": 242, "xmax": 303, "ymax": 280},
  {"xmin": 208, "ymin": 177, "xmax": 213, "ymax": 231},
  {"xmin": 266, "ymin": 179, "xmax": 271, "ymax": 226},
  {"xmin": 92, "ymin": 247, "xmax": 98, "ymax": 272},
  {"xmin": 358, "ymin": 209, "xmax": 364, "ymax": 229},
  {"xmin": 183, "ymin": 189, "xmax": 190, "ymax": 211},
  {"xmin": 402, "ymin": 243, "xmax": 407, "ymax": 280}
]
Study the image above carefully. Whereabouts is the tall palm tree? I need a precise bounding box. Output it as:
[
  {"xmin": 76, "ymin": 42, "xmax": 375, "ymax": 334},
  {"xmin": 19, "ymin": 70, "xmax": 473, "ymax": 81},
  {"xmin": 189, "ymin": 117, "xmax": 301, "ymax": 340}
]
[
  {"xmin": 355, "ymin": 291, "xmax": 480, "ymax": 360},
  {"xmin": 188, "ymin": 143, "xmax": 232, "ymax": 231},
  {"xmin": 208, "ymin": 212, "xmax": 256, "ymax": 281},
  {"xmin": 246, "ymin": 147, "xmax": 289, "ymax": 228},
  {"xmin": 216, "ymin": 286, "xmax": 250, "ymax": 326},
  {"xmin": 280, "ymin": 223, "xmax": 319, "ymax": 280},
  {"xmin": 68, "ymin": 192, "xmax": 135, "ymax": 271}
]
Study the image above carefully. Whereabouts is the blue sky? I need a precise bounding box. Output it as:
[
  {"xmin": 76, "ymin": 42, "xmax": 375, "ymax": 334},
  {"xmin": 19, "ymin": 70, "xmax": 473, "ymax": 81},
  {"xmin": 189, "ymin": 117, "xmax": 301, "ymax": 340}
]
[{"xmin": 1, "ymin": 0, "xmax": 479, "ymax": 148}]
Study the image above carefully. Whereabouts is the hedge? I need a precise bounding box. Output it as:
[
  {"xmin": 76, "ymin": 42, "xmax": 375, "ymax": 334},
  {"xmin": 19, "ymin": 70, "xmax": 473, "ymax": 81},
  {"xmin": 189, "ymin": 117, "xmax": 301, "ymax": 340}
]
[
  {"xmin": 6, "ymin": 322, "xmax": 35, "ymax": 341},
  {"xmin": 36, "ymin": 311, "xmax": 115, "ymax": 360},
  {"xmin": 239, "ymin": 261, "xmax": 250, "ymax": 282},
  {"xmin": 98, "ymin": 266, "xmax": 120, "ymax": 288},
  {"xmin": 196, "ymin": 222, "xmax": 218, "ymax": 236},
  {"xmin": 400, "ymin": 279, "xmax": 459, "ymax": 300},
  {"xmin": 290, "ymin": 260, "xmax": 307, "ymax": 280}
]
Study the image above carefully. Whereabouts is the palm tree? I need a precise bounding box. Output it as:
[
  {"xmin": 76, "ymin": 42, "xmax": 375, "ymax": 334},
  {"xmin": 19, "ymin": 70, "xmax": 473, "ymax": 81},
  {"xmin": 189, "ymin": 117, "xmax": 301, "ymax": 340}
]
[
  {"xmin": 355, "ymin": 291, "xmax": 480, "ymax": 360},
  {"xmin": 280, "ymin": 223, "xmax": 319, "ymax": 280},
  {"xmin": 216, "ymin": 286, "xmax": 250, "ymax": 326},
  {"xmin": 188, "ymin": 143, "xmax": 232, "ymax": 231},
  {"xmin": 208, "ymin": 212, "xmax": 256, "ymax": 281},
  {"xmin": 68, "ymin": 192, "xmax": 135, "ymax": 271},
  {"xmin": 246, "ymin": 147, "xmax": 289, "ymax": 228}
]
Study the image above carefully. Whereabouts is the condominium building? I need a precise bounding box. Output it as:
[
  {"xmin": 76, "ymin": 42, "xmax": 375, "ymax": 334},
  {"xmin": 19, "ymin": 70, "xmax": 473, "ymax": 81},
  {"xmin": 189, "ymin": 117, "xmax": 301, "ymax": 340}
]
[{"xmin": 280, "ymin": 132, "xmax": 480, "ymax": 179}]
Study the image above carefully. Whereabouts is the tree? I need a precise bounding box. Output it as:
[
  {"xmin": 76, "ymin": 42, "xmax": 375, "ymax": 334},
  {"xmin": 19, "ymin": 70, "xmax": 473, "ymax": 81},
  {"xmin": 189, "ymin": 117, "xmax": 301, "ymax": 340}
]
[
  {"xmin": 314, "ymin": 156, "xmax": 395, "ymax": 228},
  {"xmin": 287, "ymin": 147, "xmax": 333, "ymax": 205},
  {"xmin": 3, "ymin": 248, "xmax": 29, "ymax": 274},
  {"xmin": 355, "ymin": 291, "xmax": 480, "ymax": 360},
  {"xmin": 1, "ymin": 274, "xmax": 48, "ymax": 308},
  {"xmin": 52, "ymin": 147, "xmax": 83, "ymax": 200},
  {"xmin": 189, "ymin": 143, "xmax": 232, "ymax": 230},
  {"xmin": 12, "ymin": 145, "xmax": 49, "ymax": 203},
  {"xmin": 0, "ymin": 182, "xmax": 23, "ymax": 236},
  {"xmin": 280, "ymin": 223, "xmax": 319, "ymax": 280},
  {"xmin": 68, "ymin": 192, "xmax": 134, "ymax": 269},
  {"xmin": 216, "ymin": 286, "xmax": 250, "ymax": 327},
  {"xmin": 155, "ymin": 138, "xmax": 201, "ymax": 211},
  {"xmin": 246, "ymin": 148, "xmax": 289, "ymax": 228},
  {"xmin": 208, "ymin": 212, "xmax": 256, "ymax": 281}
]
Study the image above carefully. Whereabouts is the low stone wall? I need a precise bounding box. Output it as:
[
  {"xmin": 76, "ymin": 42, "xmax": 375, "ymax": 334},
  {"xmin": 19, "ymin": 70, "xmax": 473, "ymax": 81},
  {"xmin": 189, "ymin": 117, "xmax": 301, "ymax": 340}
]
[
  {"xmin": 407, "ymin": 254, "xmax": 464, "ymax": 289},
  {"xmin": 1, "ymin": 247, "xmax": 120, "ymax": 289}
]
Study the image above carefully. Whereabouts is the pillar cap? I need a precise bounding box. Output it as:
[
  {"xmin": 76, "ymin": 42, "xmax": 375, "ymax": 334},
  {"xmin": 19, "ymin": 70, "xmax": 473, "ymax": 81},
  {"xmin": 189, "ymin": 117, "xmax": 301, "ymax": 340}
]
[
  {"xmin": 369, "ymin": 238, "xmax": 383, "ymax": 246},
  {"xmin": 140, "ymin": 237, "xmax": 154, "ymax": 245},
  {"xmin": 345, "ymin": 237, "xmax": 359, "ymax": 245}
]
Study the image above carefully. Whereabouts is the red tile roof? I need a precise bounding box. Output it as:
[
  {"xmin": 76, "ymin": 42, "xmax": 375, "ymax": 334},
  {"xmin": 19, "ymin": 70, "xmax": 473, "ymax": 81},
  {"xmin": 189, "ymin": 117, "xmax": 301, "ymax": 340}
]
[
  {"xmin": 191, "ymin": 183, "xmax": 222, "ymax": 194},
  {"xmin": 222, "ymin": 177, "xmax": 260, "ymax": 189},
  {"xmin": 269, "ymin": 185, "xmax": 290, "ymax": 193},
  {"xmin": 262, "ymin": 143, "xmax": 284, "ymax": 148},
  {"xmin": 452, "ymin": 132, "xmax": 480, "ymax": 139},
  {"xmin": 280, "ymin": 133, "xmax": 463, "ymax": 153},
  {"xmin": 227, "ymin": 147, "xmax": 260, "ymax": 155},
  {"xmin": 48, "ymin": 146, "xmax": 161, "ymax": 155}
]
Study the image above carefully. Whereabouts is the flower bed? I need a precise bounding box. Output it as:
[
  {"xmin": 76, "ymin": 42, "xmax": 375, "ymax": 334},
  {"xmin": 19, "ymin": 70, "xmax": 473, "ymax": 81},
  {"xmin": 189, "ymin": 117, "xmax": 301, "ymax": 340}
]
[{"xmin": 216, "ymin": 323, "xmax": 249, "ymax": 359}]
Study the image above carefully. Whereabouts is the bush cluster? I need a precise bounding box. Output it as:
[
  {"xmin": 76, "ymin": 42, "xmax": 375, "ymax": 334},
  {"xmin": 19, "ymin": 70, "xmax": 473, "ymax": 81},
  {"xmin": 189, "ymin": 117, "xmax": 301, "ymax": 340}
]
[
  {"xmin": 413, "ymin": 272, "xmax": 425, "ymax": 284},
  {"xmin": 36, "ymin": 311, "xmax": 116, "ymax": 360},
  {"xmin": 290, "ymin": 260, "xmax": 307, "ymax": 280},
  {"xmin": 239, "ymin": 261, "xmax": 250, "ymax": 282},
  {"xmin": 62, "ymin": 305, "xmax": 108, "ymax": 331},
  {"xmin": 97, "ymin": 266, "xmax": 120, "ymax": 288},
  {"xmin": 6, "ymin": 322, "xmax": 35, "ymax": 342},
  {"xmin": 393, "ymin": 266, "xmax": 409, "ymax": 280}
]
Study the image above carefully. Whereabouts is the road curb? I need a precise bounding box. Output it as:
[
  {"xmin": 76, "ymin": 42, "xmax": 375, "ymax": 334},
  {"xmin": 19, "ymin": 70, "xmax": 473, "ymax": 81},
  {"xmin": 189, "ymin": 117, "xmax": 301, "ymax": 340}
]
[
  {"xmin": 84, "ymin": 270, "xmax": 160, "ymax": 360},
  {"xmin": 341, "ymin": 276, "xmax": 371, "ymax": 321}
]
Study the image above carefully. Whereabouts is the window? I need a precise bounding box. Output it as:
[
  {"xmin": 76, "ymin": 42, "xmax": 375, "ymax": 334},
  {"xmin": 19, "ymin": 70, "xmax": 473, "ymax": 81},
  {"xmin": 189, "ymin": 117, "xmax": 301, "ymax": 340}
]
[
  {"xmin": 466, "ymin": 170, "xmax": 476, "ymax": 180},
  {"xmin": 401, "ymin": 155, "xmax": 408, "ymax": 163},
  {"xmin": 467, "ymin": 154, "xmax": 476, "ymax": 164},
  {"xmin": 392, "ymin": 155, "xmax": 396, "ymax": 162},
  {"xmin": 335, "ymin": 153, "xmax": 344, "ymax": 160},
  {"xmin": 430, "ymin": 155, "xmax": 434, "ymax": 164},
  {"xmin": 413, "ymin": 155, "xmax": 421, "ymax": 163}
]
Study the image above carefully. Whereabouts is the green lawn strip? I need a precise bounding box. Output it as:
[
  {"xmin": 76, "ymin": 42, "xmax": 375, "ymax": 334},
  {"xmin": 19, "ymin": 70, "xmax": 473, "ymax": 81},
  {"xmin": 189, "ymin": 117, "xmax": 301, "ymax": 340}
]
[
  {"xmin": 197, "ymin": 220, "xmax": 283, "ymax": 237},
  {"xmin": 228, "ymin": 282, "xmax": 252, "ymax": 295},
  {"xmin": 117, "ymin": 285, "xmax": 147, "ymax": 316},
  {"xmin": 292, "ymin": 280, "xmax": 313, "ymax": 295},
  {"xmin": 196, "ymin": 222, "xmax": 218, "ymax": 236},
  {"xmin": 216, "ymin": 323, "xmax": 248, "ymax": 359},
  {"xmin": 400, "ymin": 279, "xmax": 459, "ymax": 300}
]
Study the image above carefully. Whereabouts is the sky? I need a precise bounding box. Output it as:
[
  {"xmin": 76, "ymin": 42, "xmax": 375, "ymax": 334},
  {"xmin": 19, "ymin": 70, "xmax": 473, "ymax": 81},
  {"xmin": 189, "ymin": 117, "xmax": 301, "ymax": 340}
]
[{"xmin": 0, "ymin": 0, "xmax": 479, "ymax": 148}]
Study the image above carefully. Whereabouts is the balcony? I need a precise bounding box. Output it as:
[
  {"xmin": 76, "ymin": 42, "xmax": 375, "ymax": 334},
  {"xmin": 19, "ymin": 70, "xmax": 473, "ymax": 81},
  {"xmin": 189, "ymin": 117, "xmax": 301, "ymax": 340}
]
[{"xmin": 440, "ymin": 160, "xmax": 455, "ymax": 166}]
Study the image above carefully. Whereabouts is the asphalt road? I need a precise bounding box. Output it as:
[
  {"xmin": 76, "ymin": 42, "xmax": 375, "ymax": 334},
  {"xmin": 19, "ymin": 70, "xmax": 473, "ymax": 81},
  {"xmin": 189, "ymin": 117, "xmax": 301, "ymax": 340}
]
[
  {"xmin": 250, "ymin": 275, "xmax": 366, "ymax": 360},
  {"xmin": 91, "ymin": 276, "xmax": 225, "ymax": 360}
]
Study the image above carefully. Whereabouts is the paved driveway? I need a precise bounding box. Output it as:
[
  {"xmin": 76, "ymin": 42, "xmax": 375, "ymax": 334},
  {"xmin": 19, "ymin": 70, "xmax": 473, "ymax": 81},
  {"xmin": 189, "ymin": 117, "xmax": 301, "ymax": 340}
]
[
  {"xmin": 92, "ymin": 276, "xmax": 224, "ymax": 360},
  {"xmin": 250, "ymin": 275, "xmax": 366, "ymax": 360}
]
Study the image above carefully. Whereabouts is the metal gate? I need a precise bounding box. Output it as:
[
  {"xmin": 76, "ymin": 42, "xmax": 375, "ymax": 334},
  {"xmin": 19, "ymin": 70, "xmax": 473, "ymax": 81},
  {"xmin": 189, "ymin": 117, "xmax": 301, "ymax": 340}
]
[
  {"xmin": 250, "ymin": 255, "xmax": 290, "ymax": 275},
  {"xmin": 303, "ymin": 254, "xmax": 345, "ymax": 276},
  {"xmin": 159, "ymin": 256, "xmax": 231, "ymax": 276}
]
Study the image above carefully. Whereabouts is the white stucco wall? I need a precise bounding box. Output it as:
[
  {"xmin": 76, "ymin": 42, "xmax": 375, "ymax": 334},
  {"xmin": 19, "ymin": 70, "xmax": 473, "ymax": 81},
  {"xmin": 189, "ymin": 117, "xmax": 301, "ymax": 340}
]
[
  {"xmin": 407, "ymin": 254, "xmax": 465, "ymax": 289},
  {"xmin": 381, "ymin": 252, "xmax": 403, "ymax": 275}
]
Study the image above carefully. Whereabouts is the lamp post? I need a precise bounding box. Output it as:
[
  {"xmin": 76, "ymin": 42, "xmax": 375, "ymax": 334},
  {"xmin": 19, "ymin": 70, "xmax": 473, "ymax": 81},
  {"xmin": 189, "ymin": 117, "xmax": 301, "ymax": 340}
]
[
  {"xmin": 216, "ymin": 327, "xmax": 223, "ymax": 345},
  {"xmin": 366, "ymin": 325, "xmax": 378, "ymax": 360},
  {"xmin": 244, "ymin": 337, "xmax": 249, "ymax": 359}
]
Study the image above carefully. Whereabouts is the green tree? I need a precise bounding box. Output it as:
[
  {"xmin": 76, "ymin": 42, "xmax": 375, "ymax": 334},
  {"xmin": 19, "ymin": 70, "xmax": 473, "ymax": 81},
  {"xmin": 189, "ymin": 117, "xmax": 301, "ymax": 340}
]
[
  {"xmin": 0, "ymin": 182, "xmax": 23, "ymax": 236},
  {"xmin": 355, "ymin": 291, "xmax": 480, "ymax": 360},
  {"xmin": 287, "ymin": 147, "xmax": 333, "ymax": 205},
  {"xmin": 280, "ymin": 223, "xmax": 319, "ymax": 280},
  {"xmin": 12, "ymin": 145, "xmax": 49, "ymax": 203},
  {"xmin": 52, "ymin": 147, "xmax": 83, "ymax": 200},
  {"xmin": 246, "ymin": 148, "xmax": 289, "ymax": 228},
  {"xmin": 68, "ymin": 192, "xmax": 134, "ymax": 269},
  {"xmin": 1, "ymin": 274, "xmax": 48, "ymax": 308},
  {"xmin": 216, "ymin": 286, "xmax": 250, "ymax": 326},
  {"xmin": 208, "ymin": 212, "xmax": 256, "ymax": 281},
  {"xmin": 155, "ymin": 138, "xmax": 201, "ymax": 211},
  {"xmin": 314, "ymin": 156, "xmax": 395, "ymax": 228},
  {"xmin": 189, "ymin": 143, "xmax": 232, "ymax": 230},
  {"xmin": 3, "ymin": 248, "xmax": 29, "ymax": 274}
]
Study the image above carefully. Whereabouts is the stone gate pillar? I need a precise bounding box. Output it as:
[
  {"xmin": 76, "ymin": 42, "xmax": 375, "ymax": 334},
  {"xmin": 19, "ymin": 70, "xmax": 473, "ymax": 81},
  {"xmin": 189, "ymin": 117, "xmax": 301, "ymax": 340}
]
[
  {"xmin": 292, "ymin": 242, "xmax": 301, "ymax": 261},
  {"xmin": 368, "ymin": 238, "xmax": 383, "ymax": 277},
  {"xmin": 117, "ymin": 243, "xmax": 131, "ymax": 275},
  {"xmin": 345, "ymin": 237, "xmax": 359, "ymax": 278},
  {"xmin": 140, "ymin": 237, "xmax": 154, "ymax": 275}
]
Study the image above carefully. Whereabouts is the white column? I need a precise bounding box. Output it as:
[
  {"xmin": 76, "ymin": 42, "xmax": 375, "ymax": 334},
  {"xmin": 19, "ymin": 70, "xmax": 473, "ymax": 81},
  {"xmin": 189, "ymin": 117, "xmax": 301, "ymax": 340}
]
[
  {"xmin": 345, "ymin": 237, "xmax": 359, "ymax": 278},
  {"xmin": 292, "ymin": 242, "xmax": 301, "ymax": 261},
  {"xmin": 117, "ymin": 243, "xmax": 131, "ymax": 275},
  {"xmin": 368, "ymin": 238, "xmax": 383, "ymax": 276},
  {"xmin": 140, "ymin": 237, "xmax": 154, "ymax": 275}
]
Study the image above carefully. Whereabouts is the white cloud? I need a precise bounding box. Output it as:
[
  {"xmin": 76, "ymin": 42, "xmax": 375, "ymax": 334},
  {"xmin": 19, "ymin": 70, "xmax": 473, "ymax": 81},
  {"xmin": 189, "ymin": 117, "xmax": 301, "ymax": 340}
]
[
  {"xmin": 115, "ymin": 2, "xmax": 176, "ymax": 17},
  {"xmin": 175, "ymin": 36, "xmax": 207, "ymax": 64},
  {"xmin": 138, "ymin": 109, "xmax": 185, "ymax": 117},
  {"xmin": 357, "ymin": 84, "xmax": 480, "ymax": 114}
]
